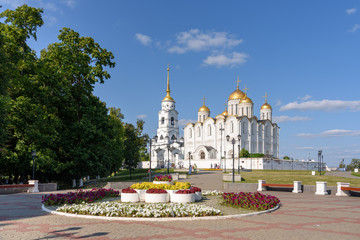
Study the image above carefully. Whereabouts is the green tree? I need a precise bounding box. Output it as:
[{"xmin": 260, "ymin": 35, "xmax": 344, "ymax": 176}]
[
  {"xmin": 346, "ymin": 159, "xmax": 359, "ymax": 171},
  {"xmin": 239, "ymin": 148, "xmax": 250, "ymax": 158},
  {"xmin": 283, "ymin": 156, "xmax": 290, "ymax": 160}
]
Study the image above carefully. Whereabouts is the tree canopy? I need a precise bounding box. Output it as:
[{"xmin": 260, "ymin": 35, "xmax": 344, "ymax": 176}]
[{"xmin": 0, "ymin": 4, "xmax": 147, "ymax": 185}]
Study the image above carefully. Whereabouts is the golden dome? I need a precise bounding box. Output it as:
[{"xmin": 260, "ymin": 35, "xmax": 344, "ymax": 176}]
[
  {"xmin": 228, "ymin": 88, "xmax": 245, "ymax": 101},
  {"xmin": 240, "ymin": 94, "xmax": 253, "ymax": 103},
  {"xmin": 162, "ymin": 93, "xmax": 175, "ymax": 102},
  {"xmin": 198, "ymin": 105, "xmax": 210, "ymax": 112},
  {"xmin": 221, "ymin": 108, "xmax": 228, "ymax": 117},
  {"xmin": 261, "ymin": 103, "xmax": 272, "ymax": 110}
]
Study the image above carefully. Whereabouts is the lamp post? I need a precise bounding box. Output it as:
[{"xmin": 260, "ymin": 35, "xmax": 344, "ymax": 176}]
[
  {"xmin": 226, "ymin": 135, "xmax": 236, "ymax": 183},
  {"xmin": 318, "ymin": 150, "xmax": 322, "ymax": 175},
  {"xmin": 149, "ymin": 135, "xmax": 158, "ymax": 181},
  {"xmin": 188, "ymin": 152, "xmax": 191, "ymax": 169},
  {"xmin": 237, "ymin": 134, "xmax": 241, "ymax": 174},
  {"xmin": 31, "ymin": 150, "xmax": 36, "ymax": 180},
  {"xmin": 219, "ymin": 127, "xmax": 225, "ymax": 170}
]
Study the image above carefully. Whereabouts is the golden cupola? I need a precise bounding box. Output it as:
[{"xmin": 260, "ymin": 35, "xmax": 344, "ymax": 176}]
[
  {"xmin": 261, "ymin": 92, "xmax": 272, "ymax": 109},
  {"xmin": 228, "ymin": 77, "xmax": 245, "ymax": 100},
  {"xmin": 221, "ymin": 107, "xmax": 228, "ymax": 117},
  {"xmin": 198, "ymin": 97, "xmax": 210, "ymax": 112},
  {"xmin": 162, "ymin": 65, "xmax": 175, "ymax": 102},
  {"xmin": 240, "ymin": 84, "xmax": 253, "ymax": 103}
]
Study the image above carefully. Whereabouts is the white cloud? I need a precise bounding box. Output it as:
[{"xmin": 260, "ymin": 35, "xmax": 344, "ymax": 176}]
[
  {"xmin": 135, "ymin": 33, "xmax": 152, "ymax": 46},
  {"xmin": 136, "ymin": 114, "xmax": 147, "ymax": 119},
  {"xmin": 0, "ymin": 0, "xmax": 26, "ymax": 8},
  {"xmin": 62, "ymin": 0, "xmax": 76, "ymax": 8},
  {"xmin": 346, "ymin": 8, "xmax": 357, "ymax": 15},
  {"xmin": 275, "ymin": 100, "xmax": 282, "ymax": 106},
  {"xmin": 178, "ymin": 119, "xmax": 196, "ymax": 127},
  {"xmin": 203, "ymin": 52, "xmax": 248, "ymax": 67},
  {"xmin": 297, "ymin": 129, "xmax": 360, "ymax": 138},
  {"xmin": 168, "ymin": 29, "xmax": 243, "ymax": 54},
  {"xmin": 44, "ymin": 15, "xmax": 57, "ymax": 26},
  {"xmin": 280, "ymin": 99, "xmax": 360, "ymax": 111},
  {"xmin": 349, "ymin": 24, "xmax": 360, "ymax": 32},
  {"xmin": 299, "ymin": 95, "xmax": 312, "ymax": 101},
  {"xmin": 273, "ymin": 115, "xmax": 311, "ymax": 123}
]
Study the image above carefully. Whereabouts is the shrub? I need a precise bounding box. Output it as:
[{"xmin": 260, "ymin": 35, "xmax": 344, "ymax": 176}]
[{"xmin": 190, "ymin": 187, "xmax": 201, "ymax": 193}]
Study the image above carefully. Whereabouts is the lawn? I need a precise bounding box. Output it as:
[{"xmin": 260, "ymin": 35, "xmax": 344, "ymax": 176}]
[{"xmin": 233, "ymin": 170, "xmax": 360, "ymax": 187}]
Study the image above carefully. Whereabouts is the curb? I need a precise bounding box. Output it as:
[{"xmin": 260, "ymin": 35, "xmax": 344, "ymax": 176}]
[{"xmin": 42, "ymin": 204, "xmax": 280, "ymax": 222}]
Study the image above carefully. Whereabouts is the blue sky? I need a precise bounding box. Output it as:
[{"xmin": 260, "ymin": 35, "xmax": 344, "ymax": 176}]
[{"xmin": 1, "ymin": 0, "xmax": 360, "ymax": 167}]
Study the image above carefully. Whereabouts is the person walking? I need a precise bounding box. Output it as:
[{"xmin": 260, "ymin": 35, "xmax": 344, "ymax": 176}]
[
  {"xmin": 194, "ymin": 163, "xmax": 198, "ymax": 174},
  {"xmin": 189, "ymin": 164, "xmax": 192, "ymax": 175}
]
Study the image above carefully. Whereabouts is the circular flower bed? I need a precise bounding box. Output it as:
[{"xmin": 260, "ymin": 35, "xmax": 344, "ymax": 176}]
[
  {"xmin": 154, "ymin": 175, "xmax": 172, "ymax": 182},
  {"xmin": 190, "ymin": 187, "xmax": 202, "ymax": 201},
  {"xmin": 145, "ymin": 189, "xmax": 168, "ymax": 203},
  {"xmin": 172, "ymin": 189, "xmax": 195, "ymax": 203},
  {"xmin": 56, "ymin": 202, "xmax": 222, "ymax": 218},
  {"xmin": 221, "ymin": 192, "xmax": 280, "ymax": 211}
]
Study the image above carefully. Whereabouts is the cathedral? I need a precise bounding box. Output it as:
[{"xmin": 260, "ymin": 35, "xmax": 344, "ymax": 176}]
[
  {"xmin": 149, "ymin": 67, "xmax": 280, "ymax": 170},
  {"xmin": 183, "ymin": 78, "xmax": 280, "ymax": 169}
]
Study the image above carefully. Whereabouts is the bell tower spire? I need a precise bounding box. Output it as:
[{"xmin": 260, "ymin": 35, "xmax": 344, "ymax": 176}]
[{"xmin": 162, "ymin": 64, "xmax": 175, "ymax": 102}]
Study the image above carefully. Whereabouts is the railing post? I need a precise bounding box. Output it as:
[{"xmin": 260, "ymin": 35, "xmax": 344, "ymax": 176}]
[
  {"xmin": 315, "ymin": 181, "xmax": 328, "ymax": 195},
  {"xmin": 292, "ymin": 181, "xmax": 302, "ymax": 193},
  {"xmin": 336, "ymin": 182, "xmax": 350, "ymax": 196},
  {"xmin": 257, "ymin": 180, "xmax": 266, "ymax": 191}
]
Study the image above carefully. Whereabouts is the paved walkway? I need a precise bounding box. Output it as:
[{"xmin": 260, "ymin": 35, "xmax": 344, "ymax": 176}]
[
  {"xmin": 1, "ymin": 171, "xmax": 360, "ymax": 240},
  {"xmin": 325, "ymin": 171, "xmax": 360, "ymax": 179}
]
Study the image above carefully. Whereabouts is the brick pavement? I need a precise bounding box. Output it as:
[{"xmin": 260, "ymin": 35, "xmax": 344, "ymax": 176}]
[{"xmin": 0, "ymin": 171, "xmax": 359, "ymax": 240}]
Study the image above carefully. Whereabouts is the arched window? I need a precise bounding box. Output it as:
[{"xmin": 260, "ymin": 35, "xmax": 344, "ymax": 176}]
[
  {"xmin": 197, "ymin": 127, "xmax": 201, "ymax": 137},
  {"xmin": 161, "ymin": 117, "xmax": 165, "ymax": 124},
  {"xmin": 171, "ymin": 135, "xmax": 176, "ymax": 140},
  {"xmin": 243, "ymin": 122, "xmax": 246, "ymax": 134},
  {"xmin": 189, "ymin": 128, "xmax": 192, "ymax": 138},
  {"xmin": 160, "ymin": 135, "xmax": 164, "ymax": 140},
  {"xmin": 246, "ymin": 107, "xmax": 248, "ymax": 116},
  {"xmin": 262, "ymin": 113, "xmax": 265, "ymax": 119},
  {"xmin": 208, "ymin": 125, "xmax": 211, "ymax": 136},
  {"xmin": 200, "ymin": 151, "xmax": 205, "ymax": 159},
  {"xmin": 203, "ymin": 115, "xmax": 205, "ymax": 122},
  {"xmin": 235, "ymin": 104, "xmax": 238, "ymax": 115},
  {"xmin": 266, "ymin": 113, "xmax": 269, "ymax": 119},
  {"xmin": 231, "ymin": 122, "xmax": 234, "ymax": 133},
  {"xmin": 171, "ymin": 117, "xmax": 174, "ymax": 125}
]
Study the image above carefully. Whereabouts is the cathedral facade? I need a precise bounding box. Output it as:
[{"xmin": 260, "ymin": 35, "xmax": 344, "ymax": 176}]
[{"xmin": 184, "ymin": 80, "xmax": 279, "ymax": 169}]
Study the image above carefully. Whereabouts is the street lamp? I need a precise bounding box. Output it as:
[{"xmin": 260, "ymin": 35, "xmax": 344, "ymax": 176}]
[
  {"xmin": 226, "ymin": 135, "xmax": 236, "ymax": 183},
  {"xmin": 188, "ymin": 152, "xmax": 191, "ymax": 169},
  {"xmin": 318, "ymin": 150, "xmax": 322, "ymax": 175},
  {"xmin": 219, "ymin": 127, "xmax": 225, "ymax": 170},
  {"xmin": 237, "ymin": 134, "xmax": 241, "ymax": 174},
  {"xmin": 31, "ymin": 150, "xmax": 36, "ymax": 180},
  {"xmin": 149, "ymin": 135, "xmax": 158, "ymax": 181}
]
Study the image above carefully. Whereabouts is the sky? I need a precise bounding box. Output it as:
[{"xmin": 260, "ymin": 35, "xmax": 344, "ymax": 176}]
[{"xmin": 1, "ymin": 0, "xmax": 360, "ymax": 167}]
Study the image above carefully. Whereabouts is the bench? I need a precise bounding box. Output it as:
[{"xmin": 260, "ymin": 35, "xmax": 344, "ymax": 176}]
[
  {"xmin": 337, "ymin": 182, "xmax": 360, "ymax": 196},
  {"xmin": 0, "ymin": 184, "xmax": 34, "ymax": 189},
  {"xmin": 257, "ymin": 180, "xmax": 302, "ymax": 193}
]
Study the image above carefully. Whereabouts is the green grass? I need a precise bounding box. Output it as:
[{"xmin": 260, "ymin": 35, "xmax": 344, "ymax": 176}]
[
  {"xmin": 229, "ymin": 170, "xmax": 360, "ymax": 187},
  {"xmin": 352, "ymin": 172, "xmax": 360, "ymax": 177}
]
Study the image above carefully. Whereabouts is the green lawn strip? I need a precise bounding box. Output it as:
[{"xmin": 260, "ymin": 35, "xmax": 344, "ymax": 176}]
[
  {"xmin": 351, "ymin": 172, "xmax": 360, "ymax": 177},
  {"xmin": 228, "ymin": 170, "xmax": 360, "ymax": 187}
]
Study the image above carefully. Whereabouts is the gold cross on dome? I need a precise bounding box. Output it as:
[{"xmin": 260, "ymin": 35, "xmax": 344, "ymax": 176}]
[
  {"xmin": 263, "ymin": 92, "xmax": 269, "ymax": 102},
  {"xmin": 202, "ymin": 96, "xmax": 206, "ymax": 105},
  {"xmin": 243, "ymin": 84, "xmax": 249, "ymax": 94},
  {"xmin": 235, "ymin": 76, "xmax": 241, "ymax": 89}
]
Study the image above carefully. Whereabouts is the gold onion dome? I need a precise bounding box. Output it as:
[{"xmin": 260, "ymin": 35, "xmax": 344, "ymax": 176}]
[
  {"xmin": 228, "ymin": 87, "xmax": 245, "ymax": 100},
  {"xmin": 221, "ymin": 108, "xmax": 228, "ymax": 117},
  {"xmin": 241, "ymin": 94, "xmax": 253, "ymax": 103},
  {"xmin": 198, "ymin": 97, "xmax": 210, "ymax": 112},
  {"xmin": 261, "ymin": 103, "xmax": 272, "ymax": 109},
  {"xmin": 162, "ymin": 65, "xmax": 175, "ymax": 102},
  {"xmin": 261, "ymin": 92, "xmax": 271, "ymax": 109}
]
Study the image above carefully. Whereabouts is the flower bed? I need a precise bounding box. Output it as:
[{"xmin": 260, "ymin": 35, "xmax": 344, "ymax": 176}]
[
  {"xmin": 42, "ymin": 188, "xmax": 119, "ymax": 206},
  {"xmin": 122, "ymin": 187, "xmax": 137, "ymax": 193},
  {"xmin": 131, "ymin": 182, "xmax": 191, "ymax": 190},
  {"xmin": 190, "ymin": 187, "xmax": 202, "ymax": 201},
  {"xmin": 154, "ymin": 175, "xmax": 172, "ymax": 182},
  {"xmin": 221, "ymin": 192, "xmax": 280, "ymax": 211},
  {"xmin": 145, "ymin": 188, "xmax": 168, "ymax": 203},
  {"xmin": 172, "ymin": 189, "xmax": 195, "ymax": 203},
  {"xmin": 56, "ymin": 202, "xmax": 222, "ymax": 217}
]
